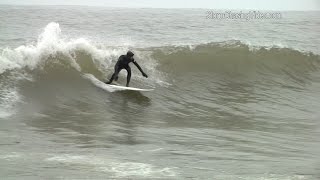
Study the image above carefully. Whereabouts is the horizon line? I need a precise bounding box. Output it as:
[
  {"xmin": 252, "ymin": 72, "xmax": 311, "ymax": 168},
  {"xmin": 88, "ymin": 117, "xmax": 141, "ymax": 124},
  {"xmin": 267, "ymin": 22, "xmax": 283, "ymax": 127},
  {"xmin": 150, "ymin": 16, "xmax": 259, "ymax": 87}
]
[{"xmin": 0, "ymin": 4, "xmax": 319, "ymax": 11}]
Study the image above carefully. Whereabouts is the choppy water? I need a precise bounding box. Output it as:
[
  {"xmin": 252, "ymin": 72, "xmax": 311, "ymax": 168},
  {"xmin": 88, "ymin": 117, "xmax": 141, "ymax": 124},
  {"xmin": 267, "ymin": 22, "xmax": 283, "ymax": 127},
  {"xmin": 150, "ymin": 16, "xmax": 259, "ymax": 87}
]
[{"xmin": 0, "ymin": 5, "xmax": 320, "ymax": 179}]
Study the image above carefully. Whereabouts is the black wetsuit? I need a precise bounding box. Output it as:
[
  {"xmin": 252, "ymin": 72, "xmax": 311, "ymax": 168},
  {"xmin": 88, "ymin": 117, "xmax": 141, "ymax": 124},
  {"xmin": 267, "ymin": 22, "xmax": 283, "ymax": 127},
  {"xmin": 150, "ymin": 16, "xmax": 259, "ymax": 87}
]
[{"xmin": 106, "ymin": 55, "xmax": 147, "ymax": 87}]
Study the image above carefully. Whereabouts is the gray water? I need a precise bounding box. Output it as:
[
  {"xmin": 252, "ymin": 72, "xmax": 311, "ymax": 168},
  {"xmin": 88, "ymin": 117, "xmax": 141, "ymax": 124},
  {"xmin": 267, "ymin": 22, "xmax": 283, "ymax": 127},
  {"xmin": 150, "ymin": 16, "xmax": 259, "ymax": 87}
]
[{"xmin": 0, "ymin": 5, "xmax": 320, "ymax": 179}]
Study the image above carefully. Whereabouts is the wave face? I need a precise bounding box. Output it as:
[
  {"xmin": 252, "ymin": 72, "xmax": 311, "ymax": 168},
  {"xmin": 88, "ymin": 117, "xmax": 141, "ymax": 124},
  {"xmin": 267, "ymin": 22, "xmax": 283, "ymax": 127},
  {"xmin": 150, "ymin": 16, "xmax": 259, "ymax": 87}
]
[
  {"xmin": 1, "ymin": 21, "xmax": 320, "ymax": 179},
  {"xmin": 153, "ymin": 41, "xmax": 320, "ymax": 90}
]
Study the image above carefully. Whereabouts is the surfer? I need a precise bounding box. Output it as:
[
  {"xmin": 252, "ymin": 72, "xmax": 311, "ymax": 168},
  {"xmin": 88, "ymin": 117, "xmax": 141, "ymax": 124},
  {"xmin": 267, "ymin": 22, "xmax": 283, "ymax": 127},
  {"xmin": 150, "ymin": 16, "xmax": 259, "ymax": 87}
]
[{"xmin": 105, "ymin": 51, "xmax": 148, "ymax": 87}]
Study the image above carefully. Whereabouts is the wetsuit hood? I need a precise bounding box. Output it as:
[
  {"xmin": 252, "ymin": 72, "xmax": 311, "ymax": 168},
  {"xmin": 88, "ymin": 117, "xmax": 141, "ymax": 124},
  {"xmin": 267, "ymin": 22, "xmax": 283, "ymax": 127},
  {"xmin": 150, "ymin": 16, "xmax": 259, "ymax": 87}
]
[{"xmin": 127, "ymin": 51, "xmax": 134, "ymax": 57}]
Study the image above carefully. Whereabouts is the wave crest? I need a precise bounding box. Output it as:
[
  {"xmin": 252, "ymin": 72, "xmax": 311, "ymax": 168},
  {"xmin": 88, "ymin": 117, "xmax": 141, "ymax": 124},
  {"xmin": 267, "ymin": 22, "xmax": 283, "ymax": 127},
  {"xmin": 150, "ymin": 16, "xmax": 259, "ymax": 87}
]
[{"xmin": 0, "ymin": 22, "xmax": 124, "ymax": 75}]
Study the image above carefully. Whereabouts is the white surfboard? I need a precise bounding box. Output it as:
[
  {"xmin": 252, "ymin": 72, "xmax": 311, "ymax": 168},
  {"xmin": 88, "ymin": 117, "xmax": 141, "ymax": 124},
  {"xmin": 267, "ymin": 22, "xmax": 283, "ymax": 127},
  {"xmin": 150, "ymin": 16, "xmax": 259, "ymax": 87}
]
[
  {"xmin": 107, "ymin": 84, "xmax": 154, "ymax": 91},
  {"xmin": 83, "ymin": 74, "xmax": 154, "ymax": 92}
]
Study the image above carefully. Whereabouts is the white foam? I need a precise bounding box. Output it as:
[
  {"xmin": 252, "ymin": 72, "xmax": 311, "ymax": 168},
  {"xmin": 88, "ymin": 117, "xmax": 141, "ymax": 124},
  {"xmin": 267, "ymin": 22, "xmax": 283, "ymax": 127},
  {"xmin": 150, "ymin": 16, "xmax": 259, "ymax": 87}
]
[
  {"xmin": 214, "ymin": 174, "xmax": 308, "ymax": 180},
  {"xmin": 46, "ymin": 154, "xmax": 177, "ymax": 178},
  {"xmin": 0, "ymin": 152, "xmax": 22, "ymax": 159},
  {"xmin": 0, "ymin": 87, "xmax": 20, "ymax": 119},
  {"xmin": 46, "ymin": 155, "xmax": 86, "ymax": 162},
  {"xmin": 0, "ymin": 22, "xmax": 125, "ymax": 75},
  {"xmin": 0, "ymin": 71, "xmax": 32, "ymax": 119}
]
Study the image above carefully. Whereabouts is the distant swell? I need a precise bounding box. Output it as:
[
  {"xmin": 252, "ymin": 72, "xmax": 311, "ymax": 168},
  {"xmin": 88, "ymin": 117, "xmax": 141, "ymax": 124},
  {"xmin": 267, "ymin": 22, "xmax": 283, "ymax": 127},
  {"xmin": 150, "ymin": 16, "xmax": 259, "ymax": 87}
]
[
  {"xmin": 152, "ymin": 41, "xmax": 319, "ymax": 70},
  {"xmin": 150, "ymin": 42, "xmax": 320, "ymax": 89}
]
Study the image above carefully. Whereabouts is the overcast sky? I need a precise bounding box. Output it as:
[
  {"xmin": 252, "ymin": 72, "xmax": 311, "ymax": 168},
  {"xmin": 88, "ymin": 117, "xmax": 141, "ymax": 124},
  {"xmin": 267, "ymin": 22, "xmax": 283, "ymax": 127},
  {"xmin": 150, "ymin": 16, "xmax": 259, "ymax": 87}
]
[{"xmin": 0, "ymin": 0, "xmax": 319, "ymax": 11}]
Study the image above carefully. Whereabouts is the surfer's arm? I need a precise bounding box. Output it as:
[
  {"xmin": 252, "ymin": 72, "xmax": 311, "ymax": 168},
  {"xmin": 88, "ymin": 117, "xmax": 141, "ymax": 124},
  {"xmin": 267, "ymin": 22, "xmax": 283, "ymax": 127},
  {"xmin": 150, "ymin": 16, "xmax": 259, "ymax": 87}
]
[{"xmin": 133, "ymin": 61, "xmax": 148, "ymax": 78}]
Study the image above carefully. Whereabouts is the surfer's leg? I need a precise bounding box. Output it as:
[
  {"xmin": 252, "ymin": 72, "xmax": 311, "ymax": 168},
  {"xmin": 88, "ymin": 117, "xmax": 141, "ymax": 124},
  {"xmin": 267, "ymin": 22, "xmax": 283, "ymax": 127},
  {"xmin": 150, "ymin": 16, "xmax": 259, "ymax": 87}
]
[
  {"xmin": 125, "ymin": 66, "xmax": 131, "ymax": 87},
  {"xmin": 106, "ymin": 66, "xmax": 121, "ymax": 84}
]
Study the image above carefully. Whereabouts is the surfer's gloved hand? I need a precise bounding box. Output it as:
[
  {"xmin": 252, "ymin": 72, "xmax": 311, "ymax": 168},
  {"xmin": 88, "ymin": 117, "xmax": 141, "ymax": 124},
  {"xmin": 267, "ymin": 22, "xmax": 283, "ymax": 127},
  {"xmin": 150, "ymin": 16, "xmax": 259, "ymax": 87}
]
[{"xmin": 142, "ymin": 72, "xmax": 148, "ymax": 78}]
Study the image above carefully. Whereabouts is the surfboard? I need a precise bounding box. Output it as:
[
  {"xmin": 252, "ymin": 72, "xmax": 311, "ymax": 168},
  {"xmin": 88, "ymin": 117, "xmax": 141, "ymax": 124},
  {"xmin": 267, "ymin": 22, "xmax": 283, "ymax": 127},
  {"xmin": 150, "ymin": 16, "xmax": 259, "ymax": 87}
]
[
  {"xmin": 83, "ymin": 74, "xmax": 154, "ymax": 92},
  {"xmin": 107, "ymin": 84, "xmax": 154, "ymax": 92}
]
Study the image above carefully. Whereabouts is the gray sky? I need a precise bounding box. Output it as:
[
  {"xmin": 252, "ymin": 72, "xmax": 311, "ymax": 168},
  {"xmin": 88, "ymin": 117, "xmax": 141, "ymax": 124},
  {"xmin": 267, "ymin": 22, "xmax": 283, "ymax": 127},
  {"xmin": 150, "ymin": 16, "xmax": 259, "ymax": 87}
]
[{"xmin": 0, "ymin": 0, "xmax": 319, "ymax": 10}]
